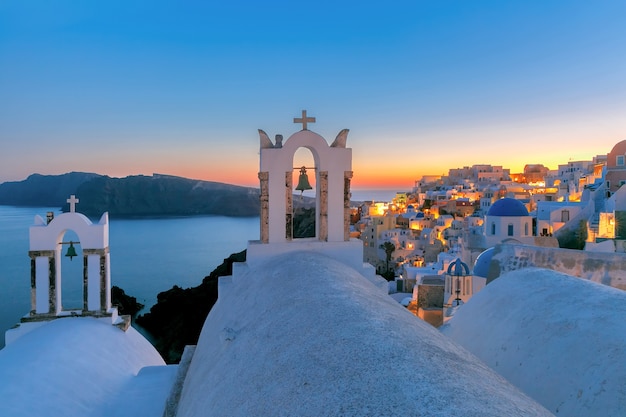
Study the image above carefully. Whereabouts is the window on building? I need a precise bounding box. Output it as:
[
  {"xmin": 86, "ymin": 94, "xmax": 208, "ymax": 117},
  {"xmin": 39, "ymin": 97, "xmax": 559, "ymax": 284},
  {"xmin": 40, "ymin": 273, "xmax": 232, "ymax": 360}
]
[
  {"xmin": 507, "ymin": 224, "xmax": 514, "ymax": 236},
  {"xmin": 617, "ymin": 155, "xmax": 625, "ymax": 166},
  {"xmin": 561, "ymin": 210, "xmax": 570, "ymax": 222},
  {"xmin": 491, "ymin": 222, "xmax": 496, "ymax": 235}
]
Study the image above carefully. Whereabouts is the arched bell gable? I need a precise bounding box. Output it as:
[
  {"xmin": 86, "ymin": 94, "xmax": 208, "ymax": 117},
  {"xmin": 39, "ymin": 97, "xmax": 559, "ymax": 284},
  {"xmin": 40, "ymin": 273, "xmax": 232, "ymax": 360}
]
[
  {"xmin": 258, "ymin": 120, "xmax": 353, "ymax": 244},
  {"xmin": 27, "ymin": 208, "xmax": 111, "ymax": 319}
]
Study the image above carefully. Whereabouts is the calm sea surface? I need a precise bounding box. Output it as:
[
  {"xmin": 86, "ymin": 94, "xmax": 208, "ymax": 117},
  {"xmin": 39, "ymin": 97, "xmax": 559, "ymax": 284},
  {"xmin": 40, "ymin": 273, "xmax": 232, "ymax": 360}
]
[{"xmin": 0, "ymin": 190, "xmax": 396, "ymax": 347}]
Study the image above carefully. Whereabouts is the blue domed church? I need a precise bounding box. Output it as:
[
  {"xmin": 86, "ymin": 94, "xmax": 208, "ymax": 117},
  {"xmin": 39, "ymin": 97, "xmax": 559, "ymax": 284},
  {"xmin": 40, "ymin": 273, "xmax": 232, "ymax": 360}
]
[{"xmin": 483, "ymin": 198, "xmax": 534, "ymax": 247}]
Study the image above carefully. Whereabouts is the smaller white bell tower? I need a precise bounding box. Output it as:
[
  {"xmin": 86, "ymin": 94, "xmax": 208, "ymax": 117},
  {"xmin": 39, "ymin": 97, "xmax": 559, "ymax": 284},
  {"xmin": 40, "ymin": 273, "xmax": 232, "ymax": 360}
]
[{"xmin": 24, "ymin": 195, "xmax": 114, "ymax": 321}]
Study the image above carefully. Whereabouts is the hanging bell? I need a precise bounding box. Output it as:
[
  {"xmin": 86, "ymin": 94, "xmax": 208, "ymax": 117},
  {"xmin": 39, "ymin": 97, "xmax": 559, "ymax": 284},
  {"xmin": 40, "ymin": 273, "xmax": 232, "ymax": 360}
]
[
  {"xmin": 65, "ymin": 241, "xmax": 78, "ymax": 261},
  {"xmin": 295, "ymin": 167, "xmax": 313, "ymax": 193}
]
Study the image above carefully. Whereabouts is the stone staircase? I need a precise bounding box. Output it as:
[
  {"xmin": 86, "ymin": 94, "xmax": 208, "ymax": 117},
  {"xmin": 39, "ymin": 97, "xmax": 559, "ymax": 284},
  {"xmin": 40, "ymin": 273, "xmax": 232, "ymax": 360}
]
[{"xmin": 589, "ymin": 183, "xmax": 607, "ymax": 235}]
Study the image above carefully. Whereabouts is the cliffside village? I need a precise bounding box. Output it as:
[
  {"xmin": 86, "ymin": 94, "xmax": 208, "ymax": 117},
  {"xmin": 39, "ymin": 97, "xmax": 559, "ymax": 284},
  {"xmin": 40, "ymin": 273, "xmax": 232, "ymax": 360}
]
[{"xmin": 352, "ymin": 139, "xmax": 626, "ymax": 312}]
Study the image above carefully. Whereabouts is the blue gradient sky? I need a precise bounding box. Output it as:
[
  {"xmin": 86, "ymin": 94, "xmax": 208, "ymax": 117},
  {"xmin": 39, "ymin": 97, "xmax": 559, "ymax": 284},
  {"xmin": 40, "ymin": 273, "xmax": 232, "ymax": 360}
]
[{"xmin": 1, "ymin": 1, "xmax": 625, "ymax": 189}]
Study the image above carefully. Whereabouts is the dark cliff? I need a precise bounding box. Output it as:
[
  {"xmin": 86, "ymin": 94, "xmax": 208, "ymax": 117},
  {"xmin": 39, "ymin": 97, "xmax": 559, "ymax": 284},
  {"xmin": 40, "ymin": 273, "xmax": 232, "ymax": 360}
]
[
  {"xmin": 0, "ymin": 172, "xmax": 261, "ymax": 217},
  {"xmin": 0, "ymin": 172, "xmax": 102, "ymax": 206},
  {"xmin": 136, "ymin": 250, "xmax": 247, "ymax": 363},
  {"xmin": 75, "ymin": 174, "xmax": 260, "ymax": 217}
]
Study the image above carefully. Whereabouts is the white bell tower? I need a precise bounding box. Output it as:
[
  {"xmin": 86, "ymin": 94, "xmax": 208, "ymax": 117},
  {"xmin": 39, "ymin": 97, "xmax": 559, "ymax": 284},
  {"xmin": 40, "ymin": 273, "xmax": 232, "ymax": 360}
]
[
  {"xmin": 24, "ymin": 195, "xmax": 114, "ymax": 321},
  {"xmin": 258, "ymin": 110, "xmax": 352, "ymax": 243},
  {"xmin": 243, "ymin": 111, "xmax": 370, "ymax": 274}
]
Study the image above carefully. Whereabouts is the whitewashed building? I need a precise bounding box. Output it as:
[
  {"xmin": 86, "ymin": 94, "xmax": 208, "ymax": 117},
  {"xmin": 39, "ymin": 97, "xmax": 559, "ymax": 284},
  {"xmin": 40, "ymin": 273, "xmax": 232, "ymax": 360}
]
[
  {"xmin": 483, "ymin": 198, "xmax": 534, "ymax": 247},
  {"xmin": 536, "ymin": 200, "xmax": 584, "ymax": 236}
]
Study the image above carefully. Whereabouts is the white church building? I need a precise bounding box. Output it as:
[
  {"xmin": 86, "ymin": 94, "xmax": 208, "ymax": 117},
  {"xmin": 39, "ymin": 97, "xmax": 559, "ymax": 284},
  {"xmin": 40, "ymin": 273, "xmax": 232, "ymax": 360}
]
[{"xmin": 482, "ymin": 197, "xmax": 534, "ymax": 247}]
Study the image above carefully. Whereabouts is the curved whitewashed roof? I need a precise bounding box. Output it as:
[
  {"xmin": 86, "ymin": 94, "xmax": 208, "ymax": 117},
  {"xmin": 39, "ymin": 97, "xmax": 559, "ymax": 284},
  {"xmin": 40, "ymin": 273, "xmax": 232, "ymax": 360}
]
[
  {"xmin": 441, "ymin": 267, "xmax": 626, "ymax": 417},
  {"xmin": 0, "ymin": 318, "xmax": 175, "ymax": 417},
  {"xmin": 176, "ymin": 252, "xmax": 551, "ymax": 417}
]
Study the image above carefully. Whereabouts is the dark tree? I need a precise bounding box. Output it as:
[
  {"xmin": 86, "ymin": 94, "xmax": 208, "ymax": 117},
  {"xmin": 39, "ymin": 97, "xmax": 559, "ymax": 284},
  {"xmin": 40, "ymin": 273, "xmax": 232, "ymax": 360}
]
[
  {"xmin": 293, "ymin": 207, "xmax": 315, "ymax": 238},
  {"xmin": 557, "ymin": 220, "xmax": 588, "ymax": 250}
]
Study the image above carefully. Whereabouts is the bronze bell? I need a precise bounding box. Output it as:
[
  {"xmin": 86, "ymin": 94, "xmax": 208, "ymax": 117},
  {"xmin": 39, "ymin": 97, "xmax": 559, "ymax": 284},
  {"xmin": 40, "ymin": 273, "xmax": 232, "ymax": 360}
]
[
  {"xmin": 65, "ymin": 241, "xmax": 78, "ymax": 261},
  {"xmin": 295, "ymin": 167, "xmax": 313, "ymax": 193}
]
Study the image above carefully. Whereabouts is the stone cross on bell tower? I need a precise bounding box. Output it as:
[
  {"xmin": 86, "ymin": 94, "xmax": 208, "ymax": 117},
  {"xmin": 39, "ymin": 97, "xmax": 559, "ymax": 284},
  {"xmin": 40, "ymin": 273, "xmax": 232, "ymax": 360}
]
[
  {"xmin": 67, "ymin": 195, "xmax": 79, "ymax": 212},
  {"xmin": 293, "ymin": 109, "xmax": 316, "ymax": 130}
]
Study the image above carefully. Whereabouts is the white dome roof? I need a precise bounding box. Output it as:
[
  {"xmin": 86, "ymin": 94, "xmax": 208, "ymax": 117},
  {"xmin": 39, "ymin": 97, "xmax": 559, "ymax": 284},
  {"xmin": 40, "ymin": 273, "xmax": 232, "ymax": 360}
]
[
  {"xmin": 0, "ymin": 318, "xmax": 173, "ymax": 417},
  {"xmin": 176, "ymin": 252, "xmax": 552, "ymax": 417},
  {"xmin": 442, "ymin": 268, "xmax": 626, "ymax": 416}
]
